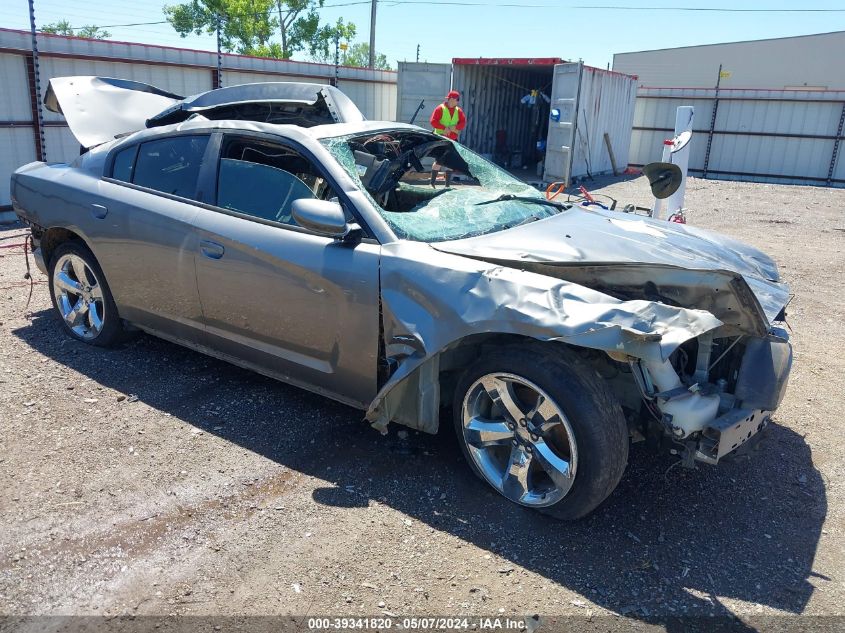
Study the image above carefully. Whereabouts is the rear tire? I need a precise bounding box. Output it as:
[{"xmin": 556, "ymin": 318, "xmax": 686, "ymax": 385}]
[
  {"xmin": 452, "ymin": 343, "xmax": 629, "ymax": 520},
  {"xmin": 48, "ymin": 241, "xmax": 125, "ymax": 347}
]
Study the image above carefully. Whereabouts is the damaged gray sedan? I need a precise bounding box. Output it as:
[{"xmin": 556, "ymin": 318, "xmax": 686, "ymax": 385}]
[{"xmin": 12, "ymin": 77, "xmax": 792, "ymax": 519}]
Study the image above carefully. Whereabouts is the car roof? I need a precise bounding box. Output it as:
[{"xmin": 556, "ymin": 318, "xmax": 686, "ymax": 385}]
[{"xmin": 115, "ymin": 118, "xmax": 429, "ymax": 147}]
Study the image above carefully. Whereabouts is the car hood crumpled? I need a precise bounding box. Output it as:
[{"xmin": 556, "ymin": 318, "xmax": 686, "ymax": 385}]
[
  {"xmin": 365, "ymin": 241, "xmax": 724, "ymax": 432},
  {"xmin": 432, "ymin": 206, "xmax": 790, "ymax": 329}
]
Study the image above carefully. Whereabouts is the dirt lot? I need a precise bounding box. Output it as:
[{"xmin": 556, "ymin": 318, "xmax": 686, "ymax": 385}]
[{"xmin": 1, "ymin": 176, "xmax": 843, "ymax": 628}]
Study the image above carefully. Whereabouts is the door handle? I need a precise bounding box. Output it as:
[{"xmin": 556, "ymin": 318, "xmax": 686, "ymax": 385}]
[
  {"xmin": 91, "ymin": 203, "xmax": 108, "ymax": 219},
  {"xmin": 200, "ymin": 240, "xmax": 225, "ymax": 259}
]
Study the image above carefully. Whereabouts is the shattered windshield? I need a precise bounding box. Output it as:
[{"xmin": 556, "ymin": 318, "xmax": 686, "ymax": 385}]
[{"xmin": 321, "ymin": 131, "xmax": 563, "ymax": 242}]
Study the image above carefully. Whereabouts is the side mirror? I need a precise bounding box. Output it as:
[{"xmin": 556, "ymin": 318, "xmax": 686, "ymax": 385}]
[
  {"xmin": 291, "ymin": 198, "xmax": 357, "ymax": 239},
  {"xmin": 642, "ymin": 162, "xmax": 683, "ymax": 199}
]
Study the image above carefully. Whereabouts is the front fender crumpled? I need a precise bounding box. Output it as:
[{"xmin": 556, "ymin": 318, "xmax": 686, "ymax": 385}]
[{"xmin": 366, "ymin": 242, "xmax": 722, "ymax": 432}]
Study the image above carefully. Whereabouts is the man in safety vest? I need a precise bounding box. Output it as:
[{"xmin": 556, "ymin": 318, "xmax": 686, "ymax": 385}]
[{"xmin": 429, "ymin": 90, "xmax": 466, "ymax": 187}]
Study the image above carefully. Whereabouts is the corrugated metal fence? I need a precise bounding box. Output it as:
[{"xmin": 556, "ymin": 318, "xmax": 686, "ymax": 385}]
[
  {"xmin": 629, "ymin": 87, "xmax": 845, "ymax": 188},
  {"xmin": 0, "ymin": 27, "xmax": 398, "ymax": 212}
]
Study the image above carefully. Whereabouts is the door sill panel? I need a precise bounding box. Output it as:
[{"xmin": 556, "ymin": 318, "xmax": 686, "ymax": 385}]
[{"xmin": 133, "ymin": 324, "xmax": 369, "ymax": 412}]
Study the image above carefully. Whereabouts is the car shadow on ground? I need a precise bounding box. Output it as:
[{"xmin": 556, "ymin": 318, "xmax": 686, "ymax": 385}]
[{"xmin": 13, "ymin": 312, "xmax": 827, "ymax": 626}]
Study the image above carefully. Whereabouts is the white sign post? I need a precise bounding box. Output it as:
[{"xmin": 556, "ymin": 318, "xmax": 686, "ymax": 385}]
[
  {"xmin": 651, "ymin": 106, "xmax": 694, "ymax": 221},
  {"xmin": 666, "ymin": 106, "xmax": 694, "ymax": 217}
]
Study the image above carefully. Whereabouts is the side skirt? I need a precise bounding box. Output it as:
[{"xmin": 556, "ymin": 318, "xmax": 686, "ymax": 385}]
[{"xmin": 133, "ymin": 324, "xmax": 370, "ymax": 412}]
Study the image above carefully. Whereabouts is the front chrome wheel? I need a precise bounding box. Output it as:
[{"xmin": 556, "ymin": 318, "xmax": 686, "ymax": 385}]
[
  {"xmin": 461, "ymin": 372, "xmax": 578, "ymax": 507},
  {"xmin": 52, "ymin": 253, "xmax": 105, "ymax": 340}
]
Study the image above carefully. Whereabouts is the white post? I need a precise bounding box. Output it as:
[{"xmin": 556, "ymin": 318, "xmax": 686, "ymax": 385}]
[
  {"xmin": 666, "ymin": 106, "xmax": 694, "ymax": 217},
  {"xmin": 651, "ymin": 139, "xmax": 673, "ymax": 220}
]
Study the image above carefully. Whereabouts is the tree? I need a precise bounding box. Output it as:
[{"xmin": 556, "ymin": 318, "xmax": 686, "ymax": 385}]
[
  {"xmin": 41, "ymin": 20, "xmax": 111, "ymax": 39},
  {"xmin": 341, "ymin": 43, "xmax": 392, "ymax": 70},
  {"xmin": 76, "ymin": 25, "xmax": 112, "ymax": 39},
  {"xmin": 41, "ymin": 20, "xmax": 74, "ymax": 36},
  {"xmin": 311, "ymin": 41, "xmax": 393, "ymax": 70},
  {"xmin": 306, "ymin": 18, "xmax": 356, "ymax": 63},
  {"xmin": 164, "ymin": 0, "xmax": 354, "ymax": 60}
]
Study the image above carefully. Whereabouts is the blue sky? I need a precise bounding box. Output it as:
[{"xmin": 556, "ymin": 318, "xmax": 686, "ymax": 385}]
[{"xmin": 1, "ymin": 0, "xmax": 843, "ymax": 69}]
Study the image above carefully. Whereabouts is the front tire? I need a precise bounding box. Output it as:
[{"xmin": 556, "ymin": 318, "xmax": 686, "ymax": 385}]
[
  {"xmin": 452, "ymin": 344, "xmax": 629, "ymax": 520},
  {"xmin": 48, "ymin": 241, "xmax": 124, "ymax": 347}
]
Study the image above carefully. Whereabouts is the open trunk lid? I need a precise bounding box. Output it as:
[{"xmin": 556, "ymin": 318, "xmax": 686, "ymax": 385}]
[
  {"xmin": 45, "ymin": 76, "xmax": 183, "ymax": 149},
  {"xmin": 46, "ymin": 77, "xmax": 366, "ymax": 149}
]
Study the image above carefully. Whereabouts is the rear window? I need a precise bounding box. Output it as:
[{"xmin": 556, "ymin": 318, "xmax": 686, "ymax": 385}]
[
  {"xmin": 111, "ymin": 145, "xmax": 137, "ymax": 183},
  {"xmin": 131, "ymin": 136, "xmax": 209, "ymax": 199}
]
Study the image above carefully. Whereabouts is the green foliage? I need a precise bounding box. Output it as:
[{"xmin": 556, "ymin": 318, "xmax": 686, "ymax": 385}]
[
  {"xmin": 310, "ymin": 18, "xmax": 356, "ymax": 61},
  {"xmin": 76, "ymin": 25, "xmax": 113, "ymax": 39},
  {"xmin": 41, "ymin": 20, "xmax": 74, "ymax": 36},
  {"xmin": 41, "ymin": 20, "xmax": 111, "ymax": 39},
  {"xmin": 310, "ymin": 40, "xmax": 392, "ymax": 70},
  {"xmin": 163, "ymin": 0, "xmax": 354, "ymax": 60},
  {"xmin": 342, "ymin": 42, "xmax": 392, "ymax": 70}
]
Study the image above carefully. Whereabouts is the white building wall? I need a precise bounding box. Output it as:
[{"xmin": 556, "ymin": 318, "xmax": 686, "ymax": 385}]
[
  {"xmin": 629, "ymin": 88, "xmax": 845, "ymax": 187},
  {"xmin": 0, "ymin": 53, "xmax": 31, "ymax": 120},
  {"xmin": 613, "ymin": 31, "xmax": 845, "ymax": 90}
]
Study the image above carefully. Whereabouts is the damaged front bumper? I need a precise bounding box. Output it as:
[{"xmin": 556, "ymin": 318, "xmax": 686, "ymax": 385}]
[
  {"xmin": 648, "ymin": 327, "xmax": 793, "ymax": 465},
  {"xmin": 696, "ymin": 408, "xmax": 771, "ymax": 463}
]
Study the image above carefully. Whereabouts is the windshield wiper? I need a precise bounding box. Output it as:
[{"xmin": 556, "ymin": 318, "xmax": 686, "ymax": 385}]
[{"xmin": 474, "ymin": 194, "xmax": 571, "ymax": 211}]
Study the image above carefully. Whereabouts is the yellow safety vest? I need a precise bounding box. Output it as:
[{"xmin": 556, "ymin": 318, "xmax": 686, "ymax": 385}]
[{"xmin": 434, "ymin": 105, "xmax": 460, "ymax": 135}]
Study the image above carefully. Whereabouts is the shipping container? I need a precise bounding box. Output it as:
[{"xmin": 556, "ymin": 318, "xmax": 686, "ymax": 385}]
[{"xmin": 397, "ymin": 58, "xmax": 638, "ymax": 184}]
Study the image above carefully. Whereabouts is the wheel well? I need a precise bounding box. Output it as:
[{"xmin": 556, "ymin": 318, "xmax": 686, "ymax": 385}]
[
  {"xmin": 38, "ymin": 228, "xmax": 86, "ymax": 265},
  {"xmin": 437, "ymin": 334, "xmax": 638, "ymax": 412},
  {"xmin": 438, "ymin": 333, "xmax": 552, "ymax": 407}
]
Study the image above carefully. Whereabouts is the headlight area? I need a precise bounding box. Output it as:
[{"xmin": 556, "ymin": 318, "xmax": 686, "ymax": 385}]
[{"xmin": 627, "ymin": 328, "xmax": 793, "ymax": 467}]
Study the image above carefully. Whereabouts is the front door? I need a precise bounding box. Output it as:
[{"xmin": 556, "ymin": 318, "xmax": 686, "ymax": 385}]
[{"xmin": 192, "ymin": 133, "xmax": 381, "ymax": 407}]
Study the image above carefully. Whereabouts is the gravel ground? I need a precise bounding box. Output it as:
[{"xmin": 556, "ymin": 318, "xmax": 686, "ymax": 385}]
[{"xmin": 0, "ymin": 176, "xmax": 843, "ymax": 628}]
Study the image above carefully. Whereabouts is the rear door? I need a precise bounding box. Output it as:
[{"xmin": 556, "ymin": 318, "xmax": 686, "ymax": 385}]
[
  {"xmin": 99, "ymin": 133, "xmax": 210, "ymax": 344},
  {"xmin": 396, "ymin": 62, "xmax": 452, "ymax": 125},
  {"xmin": 191, "ymin": 132, "xmax": 381, "ymax": 406}
]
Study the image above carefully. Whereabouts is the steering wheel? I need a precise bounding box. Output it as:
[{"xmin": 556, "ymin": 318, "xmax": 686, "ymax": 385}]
[{"xmin": 546, "ymin": 182, "xmax": 566, "ymax": 200}]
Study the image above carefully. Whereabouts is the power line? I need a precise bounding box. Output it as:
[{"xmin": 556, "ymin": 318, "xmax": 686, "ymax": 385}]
[
  {"xmin": 383, "ymin": 2, "xmax": 845, "ymax": 9},
  {"xmin": 29, "ymin": 2, "xmax": 845, "ymax": 29},
  {"xmin": 23, "ymin": 0, "xmax": 845, "ymax": 41},
  {"xmin": 24, "ymin": 0, "xmax": 375, "ymax": 32}
]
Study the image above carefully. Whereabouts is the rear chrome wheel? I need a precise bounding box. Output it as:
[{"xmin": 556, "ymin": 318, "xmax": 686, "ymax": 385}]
[
  {"xmin": 461, "ymin": 373, "xmax": 577, "ymax": 507},
  {"xmin": 52, "ymin": 253, "xmax": 105, "ymax": 340},
  {"xmin": 48, "ymin": 241, "xmax": 124, "ymax": 347}
]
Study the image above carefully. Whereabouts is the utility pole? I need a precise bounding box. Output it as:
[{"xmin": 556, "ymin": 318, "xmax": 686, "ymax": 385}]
[
  {"xmin": 702, "ymin": 64, "xmax": 723, "ymax": 180},
  {"xmin": 28, "ymin": 0, "xmax": 45, "ymax": 161},
  {"xmin": 416, "ymin": 44, "xmax": 420, "ymax": 63},
  {"xmin": 215, "ymin": 14, "xmax": 223, "ymax": 88},
  {"xmin": 368, "ymin": 0, "xmax": 377, "ymax": 68},
  {"xmin": 334, "ymin": 33, "xmax": 340, "ymax": 87}
]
